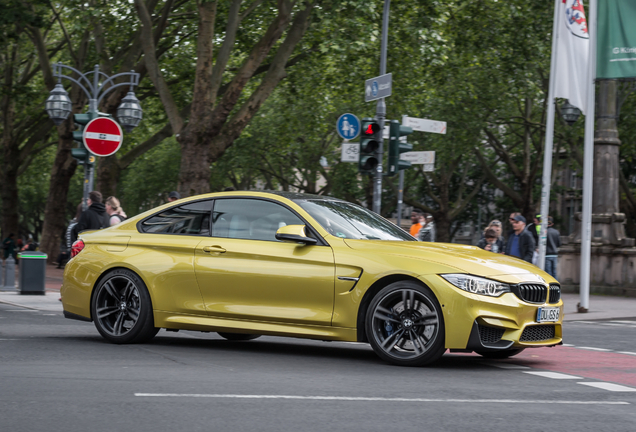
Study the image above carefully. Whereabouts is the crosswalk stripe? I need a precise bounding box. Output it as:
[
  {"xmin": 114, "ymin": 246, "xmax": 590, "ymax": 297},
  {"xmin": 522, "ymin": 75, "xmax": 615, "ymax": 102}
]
[{"xmin": 578, "ymin": 382, "xmax": 636, "ymax": 392}]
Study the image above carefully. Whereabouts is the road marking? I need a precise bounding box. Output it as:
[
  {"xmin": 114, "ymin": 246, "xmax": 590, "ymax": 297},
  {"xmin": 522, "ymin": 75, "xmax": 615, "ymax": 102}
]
[
  {"xmin": 617, "ymin": 351, "xmax": 636, "ymax": 356},
  {"xmin": 523, "ymin": 371, "xmax": 582, "ymax": 380},
  {"xmin": 3, "ymin": 309, "xmax": 38, "ymax": 312},
  {"xmin": 133, "ymin": 393, "xmax": 628, "ymax": 404},
  {"xmin": 576, "ymin": 347, "xmax": 612, "ymax": 352},
  {"xmin": 578, "ymin": 382, "xmax": 636, "ymax": 392},
  {"xmin": 562, "ymin": 344, "xmax": 575, "ymax": 347},
  {"xmin": 610, "ymin": 321, "xmax": 636, "ymax": 324}
]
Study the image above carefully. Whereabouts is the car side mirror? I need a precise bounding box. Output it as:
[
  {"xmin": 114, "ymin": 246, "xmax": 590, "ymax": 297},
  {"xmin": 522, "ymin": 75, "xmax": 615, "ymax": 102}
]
[{"xmin": 275, "ymin": 224, "xmax": 317, "ymax": 245}]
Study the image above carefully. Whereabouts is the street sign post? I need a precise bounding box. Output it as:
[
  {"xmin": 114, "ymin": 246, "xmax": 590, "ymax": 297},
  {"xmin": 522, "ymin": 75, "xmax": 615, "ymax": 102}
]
[
  {"xmin": 336, "ymin": 113, "xmax": 361, "ymax": 140},
  {"xmin": 402, "ymin": 151, "xmax": 435, "ymax": 165},
  {"xmin": 365, "ymin": 73, "xmax": 392, "ymax": 102},
  {"xmin": 83, "ymin": 117, "xmax": 124, "ymax": 157},
  {"xmin": 402, "ymin": 116, "xmax": 447, "ymax": 134}
]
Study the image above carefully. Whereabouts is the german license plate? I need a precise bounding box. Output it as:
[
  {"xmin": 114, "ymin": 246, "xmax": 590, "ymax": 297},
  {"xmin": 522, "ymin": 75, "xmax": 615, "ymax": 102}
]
[{"xmin": 537, "ymin": 307, "xmax": 560, "ymax": 323}]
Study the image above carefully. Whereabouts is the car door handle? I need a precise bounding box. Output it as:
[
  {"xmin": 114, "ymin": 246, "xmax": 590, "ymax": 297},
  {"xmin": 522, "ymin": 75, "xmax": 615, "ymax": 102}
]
[{"xmin": 202, "ymin": 245, "xmax": 226, "ymax": 254}]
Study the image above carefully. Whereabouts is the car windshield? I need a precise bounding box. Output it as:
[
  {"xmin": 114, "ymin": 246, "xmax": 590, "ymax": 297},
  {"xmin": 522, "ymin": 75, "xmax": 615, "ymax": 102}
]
[{"xmin": 296, "ymin": 199, "xmax": 415, "ymax": 241}]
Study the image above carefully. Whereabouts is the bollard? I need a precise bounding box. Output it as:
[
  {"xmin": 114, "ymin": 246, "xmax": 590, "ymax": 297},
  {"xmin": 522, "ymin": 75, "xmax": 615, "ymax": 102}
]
[{"xmin": 2, "ymin": 255, "xmax": 17, "ymax": 291}]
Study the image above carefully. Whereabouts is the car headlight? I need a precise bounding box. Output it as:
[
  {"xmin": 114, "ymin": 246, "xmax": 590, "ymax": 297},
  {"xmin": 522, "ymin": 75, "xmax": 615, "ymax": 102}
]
[{"xmin": 441, "ymin": 274, "xmax": 511, "ymax": 297}]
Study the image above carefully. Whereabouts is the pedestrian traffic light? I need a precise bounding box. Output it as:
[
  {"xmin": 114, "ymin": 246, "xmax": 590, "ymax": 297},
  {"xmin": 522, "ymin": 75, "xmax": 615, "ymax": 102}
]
[
  {"xmin": 72, "ymin": 112, "xmax": 96, "ymax": 165},
  {"xmin": 387, "ymin": 120, "xmax": 413, "ymax": 176},
  {"xmin": 359, "ymin": 118, "xmax": 381, "ymax": 175}
]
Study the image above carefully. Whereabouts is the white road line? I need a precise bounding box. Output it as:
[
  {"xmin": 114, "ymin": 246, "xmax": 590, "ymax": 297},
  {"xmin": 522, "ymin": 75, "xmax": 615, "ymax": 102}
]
[
  {"xmin": 523, "ymin": 371, "xmax": 582, "ymax": 380},
  {"xmin": 133, "ymin": 393, "xmax": 628, "ymax": 404},
  {"xmin": 562, "ymin": 344, "xmax": 575, "ymax": 347},
  {"xmin": 617, "ymin": 351, "xmax": 636, "ymax": 356},
  {"xmin": 578, "ymin": 382, "xmax": 636, "ymax": 392},
  {"xmin": 609, "ymin": 321, "xmax": 636, "ymax": 324},
  {"xmin": 3, "ymin": 309, "xmax": 38, "ymax": 312},
  {"xmin": 576, "ymin": 347, "xmax": 611, "ymax": 352}
]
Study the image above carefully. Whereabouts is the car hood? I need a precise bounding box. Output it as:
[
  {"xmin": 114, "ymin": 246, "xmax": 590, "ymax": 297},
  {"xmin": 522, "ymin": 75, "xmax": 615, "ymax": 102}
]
[{"xmin": 342, "ymin": 239, "xmax": 552, "ymax": 284}]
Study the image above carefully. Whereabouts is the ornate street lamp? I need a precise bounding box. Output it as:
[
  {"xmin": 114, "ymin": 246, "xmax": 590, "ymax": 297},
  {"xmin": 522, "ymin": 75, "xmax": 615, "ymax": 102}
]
[
  {"xmin": 45, "ymin": 83, "xmax": 72, "ymax": 125},
  {"xmin": 561, "ymin": 99, "xmax": 582, "ymax": 126},
  {"xmin": 116, "ymin": 91, "xmax": 143, "ymax": 132}
]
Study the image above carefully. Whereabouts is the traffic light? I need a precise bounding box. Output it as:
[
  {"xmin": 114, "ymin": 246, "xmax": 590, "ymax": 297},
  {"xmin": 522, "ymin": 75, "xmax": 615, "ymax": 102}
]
[
  {"xmin": 359, "ymin": 118, "xmax": 381, "ymax": 175},
  {"xmin": 72, "ymin": 112, "xmax": 96, "ymax": 165},
  {"xmin": 387, "ymin": 120, "xmax": 413, "ymax": 176}
]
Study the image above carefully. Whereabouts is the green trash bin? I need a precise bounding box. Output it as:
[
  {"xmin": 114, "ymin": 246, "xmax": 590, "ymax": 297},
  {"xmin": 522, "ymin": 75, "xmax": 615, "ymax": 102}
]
[{"xmin": 18, "ymin": 251, "xmax": 47, "ymax": 295}]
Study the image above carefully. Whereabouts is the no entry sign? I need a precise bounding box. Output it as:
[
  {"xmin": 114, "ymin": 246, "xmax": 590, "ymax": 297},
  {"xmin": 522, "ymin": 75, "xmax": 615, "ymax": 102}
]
[{"xmin": 83, "ymin": 117, "xmax": 123, "ymax": 157}]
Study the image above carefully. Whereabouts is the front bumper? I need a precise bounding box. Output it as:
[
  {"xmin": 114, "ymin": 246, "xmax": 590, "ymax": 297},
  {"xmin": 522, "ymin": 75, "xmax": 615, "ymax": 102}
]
[{"xmin": 419, "ymin": 274, "xmax": 563, "ymax": 351}]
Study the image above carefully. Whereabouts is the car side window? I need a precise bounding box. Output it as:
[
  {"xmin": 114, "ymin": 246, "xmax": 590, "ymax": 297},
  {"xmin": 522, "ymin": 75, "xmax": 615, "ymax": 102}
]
[
  {"xmin": 140, "ymin": 200, "xmax": 213, "ymax": 235},
  {"xmin": 212, "ymin": 199, "xmax": 304, "ymax": 242}
]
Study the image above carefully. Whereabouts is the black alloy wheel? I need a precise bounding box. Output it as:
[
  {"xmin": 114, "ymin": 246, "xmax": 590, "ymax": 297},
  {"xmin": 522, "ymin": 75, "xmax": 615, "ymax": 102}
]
[
  {"xmin": 366, "ymin": 281, "xmax": 445, "ymax": 366},
  {"xmin": 476, "ymin": 348, "xmax": 525, "ymax": 359},
  {"xmin": 217, "ymin": 332, "xmax": 261, "ymax": 341},
  {"xmin": 91, "ymin": 268, "xmax": 159, "ymax": 344}
]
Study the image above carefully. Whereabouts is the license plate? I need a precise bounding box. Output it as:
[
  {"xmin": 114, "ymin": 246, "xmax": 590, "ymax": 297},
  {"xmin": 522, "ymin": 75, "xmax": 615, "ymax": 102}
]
[{"xmin": 537, "ymin": 307, "xmax": 560, "ymax": 323}]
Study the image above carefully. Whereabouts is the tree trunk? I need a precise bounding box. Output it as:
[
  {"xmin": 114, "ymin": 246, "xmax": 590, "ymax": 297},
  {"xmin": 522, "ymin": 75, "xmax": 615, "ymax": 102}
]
[
  {"xmin": 433, "ymin": 213, "xmax": 451, "ymax": 243},
  {"xmin": 39, "ymin": 119, "xmax": 78, "ymax": 263},
  {"xmin": 96, "ymin": 155, "xmax": 121, "ymax": 199}
]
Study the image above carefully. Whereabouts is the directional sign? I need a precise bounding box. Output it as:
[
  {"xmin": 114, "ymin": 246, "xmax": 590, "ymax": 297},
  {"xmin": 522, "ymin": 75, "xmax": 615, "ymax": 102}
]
[
  {"xmin": 402, "ymin": 116, "xmax": 447, "ymax": 134},
  {"xmin": 336, "ymin": 113, "xmax": 360, "ymax": 140},
  {"xmin": 83, "ymin": 117, "xmax": 123, "ymax": 157},
  {"xmin": 365, "ymin": 73, "xmax": 392, "ymax": 102},
  {"xmin": 402, "ymin": 151, "xmax": 435, "ymax": 165},
  {"xmin": 341, "ymin": 142, "xmax": 360, "ymax": 162}
]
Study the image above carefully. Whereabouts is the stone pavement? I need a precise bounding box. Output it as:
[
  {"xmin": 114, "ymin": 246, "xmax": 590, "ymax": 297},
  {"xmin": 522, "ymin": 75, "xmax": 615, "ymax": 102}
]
[{"xmin": 1, "ymin": 264, "xmax": 635, "ymax": 320}]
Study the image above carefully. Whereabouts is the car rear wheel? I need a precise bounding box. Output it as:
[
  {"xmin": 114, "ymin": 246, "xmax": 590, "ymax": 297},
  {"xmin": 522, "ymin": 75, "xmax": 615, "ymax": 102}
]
[
  {"xmin": 366, "ymin": 281, "xmax": 445, "ymax": 366},
  {"xmin": 476, "ymin": 348, "xmax": 525, "ymax": 359},
  {"xmin": 217, "ymin": 332, "xmax": 261, "ymax": 341},
  {"xmin": 91, "ymin": 268, "xmax": 159, "ymax": 344}
]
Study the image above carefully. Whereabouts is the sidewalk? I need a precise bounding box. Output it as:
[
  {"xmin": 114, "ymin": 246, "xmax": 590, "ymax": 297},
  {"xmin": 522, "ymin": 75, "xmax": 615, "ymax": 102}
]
[{"xmin": 1, "ymin": 264, "xmax": 635, "ymax": 320}]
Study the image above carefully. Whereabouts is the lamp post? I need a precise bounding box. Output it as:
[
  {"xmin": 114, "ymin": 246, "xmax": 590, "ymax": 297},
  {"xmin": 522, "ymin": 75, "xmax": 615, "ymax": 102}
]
[
  {"xmin": 560, "ymin": 99, "xmax": 582, "ymax": 126},
  {"xmin": 45, "ymin": 64, "xmax": 142, "ymax": 209}
]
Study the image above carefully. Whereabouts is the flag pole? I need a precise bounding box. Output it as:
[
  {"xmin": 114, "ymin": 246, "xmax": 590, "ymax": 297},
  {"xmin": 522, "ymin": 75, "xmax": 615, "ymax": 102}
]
[
  {"xmin": 537, "ymin": 0, "xmax": 563, "ymax": 271},
  {"xmin": 579, "ymin": 0, "xmax": 597, "ymax": 312}
]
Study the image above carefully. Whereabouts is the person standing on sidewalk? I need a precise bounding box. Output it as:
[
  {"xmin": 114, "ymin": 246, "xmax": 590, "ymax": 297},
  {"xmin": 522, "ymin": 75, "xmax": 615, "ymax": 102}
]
[
  {"xmin": 545, "ymin": 216, "xmax": 562, "ymax": 279},
  {"xmin": 2, "ymin": 233, "xmax": 16, "ymax": 260},
  {"xmin": 505, "ymin": 215, "xmax": 535, "ymax": 263},
  {"xmin": 71, "ymin": 191, "xmax": 110, "ymax": 239},
  {"xmin": 105, "ymin": 196, "xmax": 127, "ymax": 226},
  {"xmin": 409, "ymin": 209, "xmax": 424, "ymax": 237}
]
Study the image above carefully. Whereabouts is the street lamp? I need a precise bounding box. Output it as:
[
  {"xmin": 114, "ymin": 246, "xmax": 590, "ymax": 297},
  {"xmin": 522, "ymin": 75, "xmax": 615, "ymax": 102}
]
[
  {"xmin": 561, "ymin": 99, "xmax": 582, "ymax": 126},
  {"xmin": 45, "ymin": 83, "xmax": 72, "ymax": 125},
  {"xmin": 116, "ymin": 91, "xmax": 143, "ymax": 132}
]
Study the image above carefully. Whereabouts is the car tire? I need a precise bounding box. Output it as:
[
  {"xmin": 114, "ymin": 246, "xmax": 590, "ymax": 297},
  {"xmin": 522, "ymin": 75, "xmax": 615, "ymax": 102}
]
[
  {"xmin": 217, "ymin": 332, "xmax": 261, "ymax": 341},
  {"xmin": 476, "ymin": 348, "xmax": 525, "ymax": 359},
  {"xmin": 365, "ymin": 281, "xmax": 445, "ymax": 366},
  {"xmin": 91, "ymin": 268, "xmax": 159, "ymax": 344}
]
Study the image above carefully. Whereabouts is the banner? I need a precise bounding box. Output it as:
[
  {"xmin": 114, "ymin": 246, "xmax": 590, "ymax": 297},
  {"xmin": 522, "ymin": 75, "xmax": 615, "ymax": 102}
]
[
  {"xmin": 597, "ymin": 0, "xmax": 636, "ymax": 79},
  {"xmin": 554, "ymin": 0, "xmax": 589, "ymax": 114}
]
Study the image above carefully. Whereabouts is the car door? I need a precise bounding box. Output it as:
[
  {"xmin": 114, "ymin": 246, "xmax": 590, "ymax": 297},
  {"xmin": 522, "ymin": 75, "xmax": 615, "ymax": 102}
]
[
  {"xmin": 136, "ymin": 199, "xmax": 214, "ymax": 316},
  {"xmin": 193, "ymin": 197, "xmax": 336, "ymax": 326}
]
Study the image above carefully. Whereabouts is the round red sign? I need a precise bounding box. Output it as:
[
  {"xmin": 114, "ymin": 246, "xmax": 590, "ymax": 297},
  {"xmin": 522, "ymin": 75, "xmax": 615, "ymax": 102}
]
[{"xmin": 82, "ymin": 117, "xmax": 123, "ymax": 157}]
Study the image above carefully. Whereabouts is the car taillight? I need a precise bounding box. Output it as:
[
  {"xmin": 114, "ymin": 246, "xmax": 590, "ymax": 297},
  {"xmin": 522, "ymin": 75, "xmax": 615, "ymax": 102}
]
[{"xmin": 71, "ymin": 239, "xmax": 85, "ymax": 258}]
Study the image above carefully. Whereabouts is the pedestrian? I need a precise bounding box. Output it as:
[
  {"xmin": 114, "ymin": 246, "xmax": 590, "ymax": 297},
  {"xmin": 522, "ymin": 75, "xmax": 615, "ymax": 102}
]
[
  {"xmin": 71, "ymin": 191, "xmax": 110, "ymax": 239},
  {"xmin": 544, "ymin": 216, "xmax": 562, "ymax": 279},
  {"xmin": 419, "ymin": 214, "xmax": 436, "ymax": 242},
  {"xmin": 105, "ymin": 196, "xmax": 127, "ymax": 226},
  {"xmin": 409, "ymin": 209, "xmax": 424, "ymax": 237},
  {"xmin": 477, "ymin": 228, "xmax": 504, "ymax": 253},
  {"xmin": 526, "ymin": 214, "xmax": 541, "ymax": 246},
  {"xmin": 2, "ymin": 233, "xmax": 16, "ymax": 260},
  {"xmin": 168, "ymin": 191, "xmax": 181, "ymax": 202},
  {"xmin": 21, "ymin": 235, "xmax": 37, "ymax": 251},
  {"xmin": 505, "ymin": 214, "xmax": 536, "ymax": 263}
]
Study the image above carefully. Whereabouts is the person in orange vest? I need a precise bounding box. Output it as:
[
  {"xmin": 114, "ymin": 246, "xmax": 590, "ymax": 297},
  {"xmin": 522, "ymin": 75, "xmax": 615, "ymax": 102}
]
[{"xmin": 409, "ymin": 209, "xmax": 424, "ymax": 237}]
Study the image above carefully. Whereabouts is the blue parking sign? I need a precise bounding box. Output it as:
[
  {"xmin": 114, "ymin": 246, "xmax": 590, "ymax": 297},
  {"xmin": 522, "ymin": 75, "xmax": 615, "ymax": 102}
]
[{"xmin": 336, "ymin": 113, "xmax": 360, "ymax": 140}]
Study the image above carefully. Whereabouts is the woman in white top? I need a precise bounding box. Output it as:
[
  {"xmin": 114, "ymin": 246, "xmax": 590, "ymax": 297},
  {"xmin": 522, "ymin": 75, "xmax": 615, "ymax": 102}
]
[{"xmin": 105, "ymin": 196, "xmax": 128, "ymax": 226}]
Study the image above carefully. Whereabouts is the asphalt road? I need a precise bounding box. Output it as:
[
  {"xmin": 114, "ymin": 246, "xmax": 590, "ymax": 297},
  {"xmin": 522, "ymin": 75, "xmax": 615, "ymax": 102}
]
[{"xmin": 1, "ymin": 304, "xmax": 635, "ymax": 432}]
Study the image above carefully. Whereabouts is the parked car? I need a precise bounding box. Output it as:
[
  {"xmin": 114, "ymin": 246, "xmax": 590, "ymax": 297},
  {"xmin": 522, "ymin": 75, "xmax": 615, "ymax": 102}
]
[{"xmin": 62, "ymin": 191, "xmax": 562, "ymax": 366}]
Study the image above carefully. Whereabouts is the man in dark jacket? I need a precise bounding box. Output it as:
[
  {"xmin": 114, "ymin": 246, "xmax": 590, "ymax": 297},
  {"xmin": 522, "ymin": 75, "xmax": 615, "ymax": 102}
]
[
  {"xmin": 545, "ymin": 216, "xmax": 562, "ymax": 279},
  {"xmin": 71, "ymin": 191, "xmax": 110, "ymax": 240},
  {"xmin": 505, "ymin": 215, "xmax": 536, "ymax": 263}
]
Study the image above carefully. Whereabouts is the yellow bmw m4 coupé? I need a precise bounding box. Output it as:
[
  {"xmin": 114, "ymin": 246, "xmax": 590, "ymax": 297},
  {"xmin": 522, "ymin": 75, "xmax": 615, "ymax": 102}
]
[{"xmin": 61, "ymin": 191, "xmax": 563, "ymax": 366}]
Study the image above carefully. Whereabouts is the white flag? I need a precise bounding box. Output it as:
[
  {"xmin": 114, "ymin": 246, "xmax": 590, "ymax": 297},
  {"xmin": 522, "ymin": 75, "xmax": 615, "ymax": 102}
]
[{"xmin": 554, "ymin": 0, "xmax": 589, "ymax": 114}]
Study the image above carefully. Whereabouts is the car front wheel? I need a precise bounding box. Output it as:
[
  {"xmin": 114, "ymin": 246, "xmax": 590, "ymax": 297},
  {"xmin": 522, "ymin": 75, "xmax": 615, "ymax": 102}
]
[
  {"xmin": 365, "ymin": 281, "xmax": 445, "ymax": 366},
  {"xmin": 91, "ymin": 268, "xmax": 159, "ymax": 344}
]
